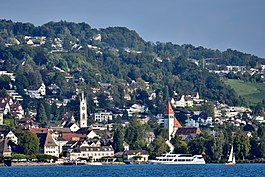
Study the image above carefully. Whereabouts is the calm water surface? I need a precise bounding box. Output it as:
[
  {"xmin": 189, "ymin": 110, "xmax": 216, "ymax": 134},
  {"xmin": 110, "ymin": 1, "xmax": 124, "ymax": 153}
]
[{"xmin": 1, "ymin": 164, "xmax": 265, "ymax": 177}]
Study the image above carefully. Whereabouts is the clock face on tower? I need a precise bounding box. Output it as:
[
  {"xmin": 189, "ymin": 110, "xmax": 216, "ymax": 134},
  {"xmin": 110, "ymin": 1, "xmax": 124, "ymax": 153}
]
[{"xmin": 82, "ymin": 106, "xmax": 85, "ymax": 110}]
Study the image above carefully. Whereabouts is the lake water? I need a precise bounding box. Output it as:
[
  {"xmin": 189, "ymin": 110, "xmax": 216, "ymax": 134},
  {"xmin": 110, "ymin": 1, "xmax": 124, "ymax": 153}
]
[{"xmin": 1, "ymin": 164, "xmax": 265, "ymax": 177}]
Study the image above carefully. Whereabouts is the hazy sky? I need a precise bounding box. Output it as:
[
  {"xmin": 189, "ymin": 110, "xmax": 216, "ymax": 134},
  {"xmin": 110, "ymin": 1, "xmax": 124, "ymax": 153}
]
[{"xmin": 0, "ymin": 0, "xmax": 265, "ymax": 57}]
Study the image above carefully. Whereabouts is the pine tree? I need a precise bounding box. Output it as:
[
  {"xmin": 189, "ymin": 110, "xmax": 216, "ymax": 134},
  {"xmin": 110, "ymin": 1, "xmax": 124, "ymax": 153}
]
[
  {"xmin": 113, "ymin": 126, "xmax": 124, "ymax": 152},
  {"xmin": 37, "ymin": 103, "xmax": 47, "ymax": 125}
]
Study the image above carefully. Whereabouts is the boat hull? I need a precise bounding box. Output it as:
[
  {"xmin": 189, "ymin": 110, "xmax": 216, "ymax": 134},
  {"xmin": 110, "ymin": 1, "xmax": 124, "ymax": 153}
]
[
  {"xmin": 148, "ymin": 160, "xmax": 205, "ymax": 165},
  {"xmin": 224, "ymin": 163, "xmax": 236, "ymax": 166}
]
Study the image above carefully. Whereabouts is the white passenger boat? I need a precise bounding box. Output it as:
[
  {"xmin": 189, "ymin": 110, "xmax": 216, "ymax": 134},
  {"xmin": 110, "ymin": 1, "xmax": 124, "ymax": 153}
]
[{"xmin": 148, "ymin": 153, "xmax": 206, "ymax": 164}]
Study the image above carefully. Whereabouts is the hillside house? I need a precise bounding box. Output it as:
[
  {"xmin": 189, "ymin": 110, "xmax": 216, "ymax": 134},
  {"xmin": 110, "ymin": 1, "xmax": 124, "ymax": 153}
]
[
  {"xmin": 25, "ymin": 83, "xmax": 46, "ymax": 99},
  {"xmin": 171, "ymin": 92, "xmax": 202, "ymax": 108},
  {"xmin": 94, "ymin": 110, "xmax": 113, "ymax": 122},
  {"xmin": 0, "ymin": 130, "xmax": 18, "ymax": 145},
  {"xmin": 127, "ymin": 104, "xmax": 147, "ymax": 116}
]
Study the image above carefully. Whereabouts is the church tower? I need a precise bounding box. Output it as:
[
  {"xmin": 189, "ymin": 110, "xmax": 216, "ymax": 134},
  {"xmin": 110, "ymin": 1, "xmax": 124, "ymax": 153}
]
[
  {"xmin": 80, "ymin": 91, "xmax": 88, "ymax": 128},
  {"xmin": 164, "ymin": 101, "xmax": 175, "ymax": 140}
]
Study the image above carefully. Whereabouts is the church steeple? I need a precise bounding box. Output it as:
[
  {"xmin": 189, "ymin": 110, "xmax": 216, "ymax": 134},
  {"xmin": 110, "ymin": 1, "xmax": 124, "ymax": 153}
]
[
  {"xmin": 80, "ymin": 91, "xmax": 88, "ymax": 128},
  {"xmin": 164, "ymin": 101, "xmax": 174, "ymax": 115},
  {"xmin": 164, "ymin": 101, "xmax": 175, "ymax": 140}
]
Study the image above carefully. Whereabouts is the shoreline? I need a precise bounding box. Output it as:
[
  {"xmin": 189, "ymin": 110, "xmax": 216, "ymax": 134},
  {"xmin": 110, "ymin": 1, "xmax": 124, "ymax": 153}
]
[{"xmin": 0, "ymin": 161, "xmax": 126, "ymax": 167}]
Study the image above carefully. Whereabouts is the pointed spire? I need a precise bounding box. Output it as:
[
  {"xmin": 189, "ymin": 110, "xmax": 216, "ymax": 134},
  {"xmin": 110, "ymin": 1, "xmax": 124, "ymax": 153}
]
[
  {"xmin": 164, "ymin": 101, "xmax": 174, "ymax": 115},
  {"xmin": 174, "ymin": 118, "xmax": 182, "ymax": 128}
]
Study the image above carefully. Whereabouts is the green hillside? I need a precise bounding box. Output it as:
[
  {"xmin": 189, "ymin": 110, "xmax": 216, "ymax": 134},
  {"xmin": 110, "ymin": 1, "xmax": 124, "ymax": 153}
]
[{"xmin": 224, "ymin": 79, "xmax": 265, "ymax": 105}]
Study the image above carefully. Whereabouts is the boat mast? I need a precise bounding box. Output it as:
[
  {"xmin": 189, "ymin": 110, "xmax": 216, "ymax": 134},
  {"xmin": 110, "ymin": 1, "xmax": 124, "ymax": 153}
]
[{"xmin": 228, "ymin": 146, "xmax": 233, "ymax": 162}]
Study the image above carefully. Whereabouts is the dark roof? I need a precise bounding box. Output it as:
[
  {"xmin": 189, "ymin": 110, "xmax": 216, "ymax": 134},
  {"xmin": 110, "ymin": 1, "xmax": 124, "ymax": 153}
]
[
  {"xmin": 44, "ymin": 133, "xmax": 58, "ymax": 147},
  {"xmin": 75, "ymin": 127, "xmax": 91, "ymax": 134},
  {"xmin": 27, "ymin": 84, "xmax": 42, "ymax": 90},
  {"xmin": 176, "ymin": 127, "xmax": 201, "ymax": 135},
  {"xmin": 63, "ymin": 121, "xmax": 75, "ymax": 128},
  {"xmin": 50, "ymin": 127, "xmax": 72, "ymax": 133},
  {"xmin": 79, "ymin": 146, "xmax": 114, "ymax": 152},
  {"xmin": 123, "ymin": 150, "xmax": 149, "ymax": 156},
  {"xmin": 0, "ymin": 130, "xmax": 10, "ymax": 137}
]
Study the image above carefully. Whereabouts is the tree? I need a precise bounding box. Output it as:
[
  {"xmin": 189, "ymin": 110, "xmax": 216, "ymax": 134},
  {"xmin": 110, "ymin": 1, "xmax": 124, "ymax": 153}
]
[
  {"xmin": 258, "ymin": 126, "xmax": 265, "ymax": 158},
  {"xmin": 211, "ymin": 131, "xmax": 225, "ymax": 161},
  {"xmin": 148, "ymin": 136, "xmax": 169, "ymax": 159},
  {"xmin": 113, "ymin": 126, "xmax": 124, "ymax": 152},
  {"xmin": 36, "ymin": 103, "xmax": 47, "ymax": 126},
  {"xmin": 233, "ymin": 132, "xmax": 250, "ymax": 160},
  {"xmin": 171, "ymin": 136, "xmax": 188, "ymax": 154},
  {"xmin": 188, "ymin": 135, "xmax": 206, "ymax": 155},
  {"xmin": 0, "ymin": 75, "xmax": 11, "ymax": 89},
  {"xmin": 17, "ymin": 131, "xmax": 39, "ymax": 155},
  {"xmin": 0, "ymin": 88, "xmax": 9, "ymax": 98}
]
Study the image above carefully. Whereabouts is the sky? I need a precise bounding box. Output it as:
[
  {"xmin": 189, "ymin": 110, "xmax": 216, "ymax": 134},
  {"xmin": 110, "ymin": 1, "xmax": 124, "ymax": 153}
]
[{"xmin": 0, "ymin": 0, "xmax": 265, "ymax": 58}]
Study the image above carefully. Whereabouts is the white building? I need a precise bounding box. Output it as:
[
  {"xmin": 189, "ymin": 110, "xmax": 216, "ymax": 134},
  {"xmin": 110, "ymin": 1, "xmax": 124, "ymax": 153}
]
[
  {"xmin": 126, "ymin": 104, "xmax": 147, "ymax": 116},
  {"xmin": 70, "ymin": 145, "xmax": 114, "ymax": 161},
  {"xmin": 44, "ymin": 133, "xmax": 60, "ymax": 157},
  {"xmin": 25, "ymin": 83, "xmax": 46, "ymax": 99},
  {"xmin": 94, "ymin": 110, "xmax": 113, "ymax": 122}
]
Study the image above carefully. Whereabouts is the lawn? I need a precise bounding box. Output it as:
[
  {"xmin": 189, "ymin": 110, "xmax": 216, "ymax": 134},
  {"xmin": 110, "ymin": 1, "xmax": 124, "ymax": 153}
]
[{"xmin": 224, "ymin": 79, "xmax": 265, "ymax": 105}]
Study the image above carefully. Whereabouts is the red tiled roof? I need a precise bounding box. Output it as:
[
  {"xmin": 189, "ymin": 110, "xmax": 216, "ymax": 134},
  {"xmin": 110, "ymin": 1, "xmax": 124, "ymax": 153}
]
[
  {"xmin": 164, "ymin": 101, "xmax": 174, "ymax": 115},
  {"xmin": 61, "ymin": 133, "xmax": 87, "ymax": 141},
  {"xmin": 174, "ymin": 118, "xmax": 183, "ymax": 128}
]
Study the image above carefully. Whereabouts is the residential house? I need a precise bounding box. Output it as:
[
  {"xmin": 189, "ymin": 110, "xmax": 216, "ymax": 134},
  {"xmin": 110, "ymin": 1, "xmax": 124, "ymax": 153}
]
[
  {"xmin": 123, "ymin": 142, "xmax": 129, "ymax": 151},
  {"xmin": 62, "ymin": 120, "xmax": 80, "ymax": 132},
  {"xmin": 171, "ymin": 92, "xmax": 202, "ymax": 108},
  {"xmin": 10, "ymin": 103, "xmax": 24, "ymax": 119},
  {"xmin": 176, "ymin": 127, "xmax": 201, "ymax": 141},
  {"xmin": 98, "ymin": 82, "xmax": 112, "ymax": 90},
  {"xmin": 0, "ymin": 130, "xmax": 18, "ymax": 145},
  {"xmin": 127, "ymin": 104, "xmax": 147, "ymax": 117},
  {"xmin": 94, "ymin": 110, "xmax": 113, "ymax": 122},
  {"xmin": 89, "ymin": 123, "xmax": 108, "ymax": 131},
  {"xmin": 0, "ymin": 99, "xmax": 11, "ymax": 115},
  {"xmin": 6, "ymin": 90, "xmax": 23, "ymax": 101},
  {"xmin": 75, "ymin": 129, "xmax": 100, "ymax": 140},
  {"xmin": 24, "ymin": 82, "xmax": 46, "ymax": 99},
  {"xmin": 44, "ymin": 133, "xmax": 60, "ymax": 157},
  {"xmin": 46, "ymin": 83, "xmax": 61, "ymax": 95},
  {"xmin": 69, "ymin": 143, "xmax": 114, "ymax": 161},
  {"xmin": 123, "ymin": 150, "xmax": 149, "ymax": 163}
]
